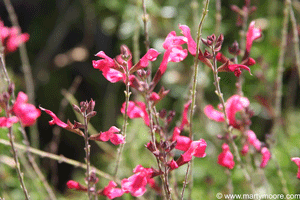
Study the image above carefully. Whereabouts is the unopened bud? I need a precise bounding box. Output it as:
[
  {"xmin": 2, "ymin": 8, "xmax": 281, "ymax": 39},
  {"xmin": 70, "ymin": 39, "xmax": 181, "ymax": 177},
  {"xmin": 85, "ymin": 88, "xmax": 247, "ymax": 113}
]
[
  {"xmin": 8, "ymin": 83, "xmax": 15, "ymax": 96},
  {"xmin": 73, "ymin": 104, "xmax": 81, "ymax": 113}
]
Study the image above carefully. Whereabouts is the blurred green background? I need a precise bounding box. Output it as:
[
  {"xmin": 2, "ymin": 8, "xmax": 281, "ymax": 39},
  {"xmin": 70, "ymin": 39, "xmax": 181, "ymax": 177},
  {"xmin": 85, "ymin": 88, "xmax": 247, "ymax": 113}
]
[{"xmin": 1, "ymin": 0, "xmax": 300, "ymax": 199}]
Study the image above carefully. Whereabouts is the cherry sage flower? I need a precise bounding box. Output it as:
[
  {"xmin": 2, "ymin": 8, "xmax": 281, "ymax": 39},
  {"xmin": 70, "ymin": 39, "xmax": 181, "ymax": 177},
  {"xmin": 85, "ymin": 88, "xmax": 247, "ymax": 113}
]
[
  {"xmin": 12, "ymin": 92, "xmax": 41, "ymax": 127},
  {"xmin": 66, "ymin": 180, "xmax": 87, "ymax": 192},
  {"xmin": 89, "ymin": 126, "xmax": 125, "ymax": 145},
  {"xmin": 260, "ymin": 147, "xmax": 271, "ymax": 168},
  {"xmin": 121, "ymin": 101, "xmax": 149, "ymax": 126},
  {"xmin": 218, "ymin": 143, "xmax": 235, "ymax": 169},
  {"xmin": 0, "ymin": 116, "xmax": 18, "ymax": 128},
  {"xmin": 101, "ymin": 181, "xmax": 124, "ymax": 199},
  {"xmin": 204, "ymin": 95, "xmax": 250, "ymax": 129}
]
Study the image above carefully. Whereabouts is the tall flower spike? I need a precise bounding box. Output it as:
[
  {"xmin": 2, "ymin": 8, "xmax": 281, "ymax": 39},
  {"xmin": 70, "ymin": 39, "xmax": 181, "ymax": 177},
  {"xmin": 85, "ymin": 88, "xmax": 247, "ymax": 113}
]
[
  {"xmin": 12, "ymin": 92, "xmax": 40, "ymax": 127},
  {"xmin": 218, "ymin": 143, "xmax": 235, "ymax": 169}
]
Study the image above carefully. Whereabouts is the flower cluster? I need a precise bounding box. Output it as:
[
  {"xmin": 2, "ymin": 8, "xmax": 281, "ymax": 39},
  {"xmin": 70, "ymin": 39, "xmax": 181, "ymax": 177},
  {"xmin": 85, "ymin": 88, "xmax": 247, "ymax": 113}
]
[{"xmin": 0, "ymin": 20, "xmax": 29, "ymax": 53}]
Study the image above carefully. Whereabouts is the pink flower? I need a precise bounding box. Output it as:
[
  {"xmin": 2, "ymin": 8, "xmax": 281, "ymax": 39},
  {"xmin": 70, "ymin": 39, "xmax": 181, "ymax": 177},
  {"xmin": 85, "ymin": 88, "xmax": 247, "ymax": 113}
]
[
  {"xmin": 12, "ymin": 92, "xmax": 40, "ymax": 127},
  {"xmin": 151, "ymin": 30, "xmax": 187, "ymax": 87},
  {"xmin": 40, "ymin": 106, "xmax": 84, "ymax": 136},
  {"xmin": 121, "ymin": 101, "xmax": 149, "ymax": 126},
  {"xmin": 218, "ymin": 143, "xmax": 235, "ymax": 169},
  {"xmin": 89, "ymin": 126, "xmax": 125, "ymax": 145},
  {"xmin": 247, "ymin": 130, "xmax": 261, "ymax": 151},
  {"xmin": 241, "ymin": 144, "xmax": 249, "ymax": 156},
  {"xmin": 204, "ymin": 95, "xmax": 250, "ymax": 129},
  {"xmin": 0, "ymin": 21, "xmax": 29, "ymax": 53},
  {"xmin": 39, "ymin": 107, "xmax": 68, "ymax": 128},
  {"xmin": 66, "ymin": 180, "xmax": 87, "ymax": 191},
  {"xmin": 291, "ymin": 157, "xmax": 300, "ymax": 179},
  {"xmin": 102, "ymin": 181, "xmax": 124, "ymax": 199},
  {"xmin": 0, "ymin": 116, "xmax": 19, "ymax": 128},
  {"xmin": 246, "ymin": 21, "xmax": 262, "ymax": 53},
  {"xmin": 93, "ymin": 47, "xmax": 159, "ymax": 83},
  {"xmin": 176, "ymin": 139, "xmax": 207, "ymax": 167},
  {"xmin": 121, "ymin": 165, "xmax": 154, "ymax": 197},
  {"xmin": 178, "ymin": 24, "xmax": 213, "ymax": 69},
  {"xmin": 260, "ymin": 147, "xmax": 271, "ymax": 168}
]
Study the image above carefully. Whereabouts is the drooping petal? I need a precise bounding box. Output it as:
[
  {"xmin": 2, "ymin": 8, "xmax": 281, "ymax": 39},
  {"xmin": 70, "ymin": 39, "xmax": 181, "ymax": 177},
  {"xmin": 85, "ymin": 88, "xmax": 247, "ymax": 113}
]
[
  {"xmin": 180, "ymin": 100, "xmax": 192, "ymax": 130},
  {"xmin": 246, "ymin": 21, "xmax": 262, "ymax": 52},
  {"xmin": 203, "ymin": 105, "xmax": 225, "ymax": 122},
  {"xmin": 178, "ymin": 25, "xmax": 197, "ymax": 55},
  {"xmin": 260, "ymin": 147, "xmax": 271, "ymax": 168},
  {"xmin": 218, "ymin": 143, "xmax": 235, "ymax": 169},
  {"xmin": 39, "ymin": 106, "xmax": 68, "ymax": 128}
]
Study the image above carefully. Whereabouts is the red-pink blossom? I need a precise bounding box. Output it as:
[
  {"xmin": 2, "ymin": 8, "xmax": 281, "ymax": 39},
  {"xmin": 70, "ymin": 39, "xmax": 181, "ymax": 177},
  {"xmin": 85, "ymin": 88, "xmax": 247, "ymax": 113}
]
[
  {"xmin": 91, "ymin": 126, "xmax": 125, "ymax": 145},
  {"xmin": 178, "ymin": 24, "xmax": 213, "ymax": 69},
  {"xmin": 0, "ymin": 116, "xmax": 18, "ymax": 128},
  {"xmin": 39, "ymin": 107, "xmax": 68, "ymax": 128},
  {"xmin": 121, "ymin": 101, "xmax": 149, "ymax": 126},
  {"xmin": 218, "ymin": 143, "xmax": 235, "ymax": 169},
  {"xmin": 102, "ymin": 181, "xmax": 124, "ymax": 199},
  {"xmin": 162, "ymin": 31, "xmax": 187, "ymax": 50},
  {"xmin": 121, "ymin": 165, "xmax": 154, "ymax": 197},
  {"xmin": 247, "ymin": 130, "xmax": 261, "ymax": 151},
  {"xmin": 291, "ymin": 157, "xmax": 300, "ymax": 179},
  {"xmin": 168, "ymin": 159, "xmax": 179, "ymax": 170},
  {"xmin": 260, "ymin": 147, "xmax": 271, "ymax": 168},
  {"xmin": 93, "ymin": 48, "xmax": 159, "ymax": 83},
  {"xmin": 12, "ymin": 92, "xmax": 40, "ymax": 127},
  {"xmin": 246, "ymin": 21, "xmax": 262, "ymax": 53},
  {"xmin": 241, "ymin": 144, "xmax": 249, "ymax": 156},
  {"xmin": 176, "ymin": 139, "xmax": 207, "ymax": 167},
  {"xmin": 204, "ymin": 95, "xmax": 250, "ymax": 129},
  {"xmin": 0, "ymin": 21, "xmax": 29, "ymax": 53},
  {"xmin": 66, "ymin": 180, "xmax": 87, "ymax": 191}
]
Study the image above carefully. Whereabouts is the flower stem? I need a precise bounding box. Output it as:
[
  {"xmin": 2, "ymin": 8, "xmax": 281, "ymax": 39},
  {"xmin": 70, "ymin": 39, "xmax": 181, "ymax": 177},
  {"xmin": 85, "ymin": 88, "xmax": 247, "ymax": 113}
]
[
  {"xmin": 0, "ymin": 138, "xmax": 117, "ymax": 182},
  {"xmin": 212, "ymin": 50, "xmax": 255, "ymax": 194},
  {"xmin": 114, "ymin": 60, "xmax": 131, "ymax": 178},
  {"xmin": 83, "ymin": 112, "xmax": 91, "ymax": 199},
  {"xmin": 182, "ymin": 1, "xmax": 210, "ymax": 199}
]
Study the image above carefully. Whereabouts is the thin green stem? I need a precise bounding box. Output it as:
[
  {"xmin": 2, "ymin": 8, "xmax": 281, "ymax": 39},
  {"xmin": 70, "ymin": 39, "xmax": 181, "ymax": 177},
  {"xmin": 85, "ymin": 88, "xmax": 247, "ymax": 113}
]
[
  {"xmin": 211, "ymin": 50, "xmax": 255, "ymax": 194},
  {"xmin": 0, "ymin": 138, "xmax": 117, "ymax": 183},
  {"xmin": 83, "ymin": 112, "xmax": 91, "ymax": 199},
  {"xmin": 114, "ymin": 60, "xmax": 131, "ymax": 178},
  {"xmin": 182, "ymin": 1, "xmax": 210, "ymax": 199},
  {"xmin": 7, "ymin": 127, "xmax": 30, "ymax": 200}
]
